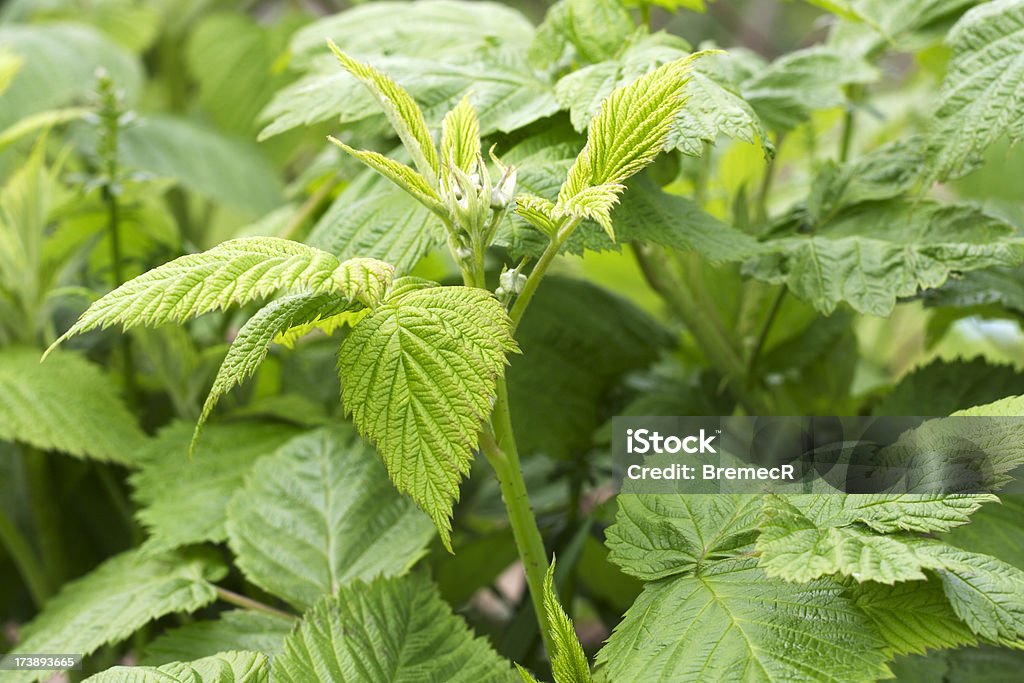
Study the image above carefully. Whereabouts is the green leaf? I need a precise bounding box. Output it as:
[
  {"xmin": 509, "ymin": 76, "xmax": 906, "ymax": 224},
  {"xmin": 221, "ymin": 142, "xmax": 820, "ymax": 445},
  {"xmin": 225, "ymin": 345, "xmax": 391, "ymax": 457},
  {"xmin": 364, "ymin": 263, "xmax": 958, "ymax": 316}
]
[
  {"xmin": 875, "ymin": 358, "xmax": 1024, "ymax": 417},
  {"xmin": 669, "ymin": 64, "xmax": 771, "ymax": 155},
  {"xmin": 597, "ymin": 557, "xmax": 892, "ymax": 682},
  {"xmin": 532, "ymin": 0, "xmax": 636, "ymax": 65},
  {"xmin": 0, "ymin": 348, "xmax": 145, "ymax": 463},
  {"xmin": 764, "ymin": 494, "xmax": 998, "ymax": 536},
  {"xmin": 118, "ymin": 115, "xmax": 283, "ymax": 215},
  {"xmin": 853, "ymin": 579, "xmax": 977, "ymax": 656},
  {"xmin": 806, "ymin": 138, "xmax": 929, "ymax": 223},
  {"xmin": 185, "ymin": 13, "xmax": 295, "ymax": 137},
  {"xmin": 0, "ymin": 23, "xmax": 142, "ymax": 131},
  {"xmin": 328, "ymin": 137, "xmax": 445, "ymax": 215},
  {"xmin": 441, "ymin": 95, "xmax": 481, "ymax": 174},
  {"xmin": 740, "ymin": 46, "xmax": 878, "ymax": 131},
  {"xmin": 544, "ymin": 558, "xmax": 592, "ymax": 683},
  {"xmin": 338, "ymin": 285, "xmax": 517, "ymax": 549},
  {"xmin": 271, "ymin": 574, "xmax": 518, "ymax": 683},
  {"xmin": 757, "ymin": 496, "xmax": 936, "ymax": 584},
  {"xmin": 921, "ymin": 544, "xmax": 1024, "ymax": 645},
  {"xmin": 308, "ymin": 174, "xmax": 443, "ymax": 275},
  {"xmin": 614, "ymin": 175, "xmax": 763, "ymax": 260},
  {"xmin": 131, "ymin": 422, "xmax": 301, "ymax": 553},
  {"xmin": 747, "ymin": 201, "xmax": 1024, "ymax": 316},
  {"xmin": 141, "ymin": 611, "xmax": 293, "ymax": 666},
  {"xmin": 46, "ymin": 238, "xmax": 395, "ymax": 354},
  {"xmin": 288, "ymin": 1, "xmax": 536, "ymax": 67},
  {"xmin": 929, "ymin": 0, "xmax": 1024, "ymax": 179},
  {"xmin": 7, "ymin": 548, "xmax": 225, "ymax": 683},
  {"xmin": 514, "ymin": 193, "xmax": 558, "ymax": 237},
  {"xmin": 942, "ymin": 495, "xmax": 1024, "ymax": 569},
  {"xmin": 606, "ymin": 494, "xmax": 762, "ymax": 580},
  {"xmin": 328, "ymin": 41, "xmax": 439, "ymax": 184},
  {"xmin": 85, "ymin": 651, "xmax": 268, "ymax": 683},
  {"xmin": 261, "ymin": 50, "xmax": 558, "ymax": 141},
  {"xmin": 557, "ymin": 53, "xmax": 704, "ymax": 224},
  {"xmin": 195, "ymin": 294, "xmax": 355, "ymax": 448},
  {"xmin": 554, "ymin": 182, "xmax": 623, "ymax": 239},
  {"xmin": 225, "ymin": 427, "xmax": 435, "ymax": 610}
]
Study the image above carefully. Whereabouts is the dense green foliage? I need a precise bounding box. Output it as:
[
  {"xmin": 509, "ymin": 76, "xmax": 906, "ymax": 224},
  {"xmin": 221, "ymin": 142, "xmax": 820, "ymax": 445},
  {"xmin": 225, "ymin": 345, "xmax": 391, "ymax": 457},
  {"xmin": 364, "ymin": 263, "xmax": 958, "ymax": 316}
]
[{"xmin": 1, "ymin": 1, "xmax": 1023, "ymax": 681}]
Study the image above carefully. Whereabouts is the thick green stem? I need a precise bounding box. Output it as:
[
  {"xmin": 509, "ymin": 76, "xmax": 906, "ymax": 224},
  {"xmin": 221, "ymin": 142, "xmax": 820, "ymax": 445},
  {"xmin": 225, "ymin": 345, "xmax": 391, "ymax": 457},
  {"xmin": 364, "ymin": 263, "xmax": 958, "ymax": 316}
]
[
  {"xmin": 479, "ymin": 389, "xmax": 554, "ymax": 657},
  {"xmin": 0, "ymin": 505, "xmax": 49, "ymax": 607},
  {"xmin": 214, "ymin": 586, "xmax": 297, "ymax": 621}
]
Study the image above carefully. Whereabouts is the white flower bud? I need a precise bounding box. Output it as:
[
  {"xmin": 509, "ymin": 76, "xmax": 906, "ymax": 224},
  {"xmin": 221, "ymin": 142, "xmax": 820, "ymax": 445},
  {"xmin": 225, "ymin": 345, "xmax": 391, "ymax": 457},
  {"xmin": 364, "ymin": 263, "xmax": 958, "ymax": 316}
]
[{"xmin": 499, "ymin": 269, "xmax": 527, "ymax": 295}]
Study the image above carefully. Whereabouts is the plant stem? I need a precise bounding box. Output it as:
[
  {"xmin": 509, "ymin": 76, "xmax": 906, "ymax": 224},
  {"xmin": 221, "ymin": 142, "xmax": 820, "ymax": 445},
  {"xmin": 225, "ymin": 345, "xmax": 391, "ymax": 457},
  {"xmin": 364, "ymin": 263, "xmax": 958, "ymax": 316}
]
[
  {"xmin": 280, "ymin": 174, "xmax": 340, "ymax": 240},
  {"xmin": 214, "ymin": 587, "xmax": 297, "ymax": 621},
  {"xmin": 632, "ymin": 244, "xmax": 773, "ymax": 414},
  {"xmin": 746, "ymin": 287, "xmax": 786, "ymax": 384},
  {"xmin": 479, "ymin": 392, "xmax": 555, "ymax": 657},
  {"xmin": 509, "ymin": 217, "xmax": 580, "ymax": 332},
  {"xmin": 0, "ymin": 506, "xmax": 49, "ymax": 607},
  {"xmin": 838, "ymin": 85, "xmax": 862, "ymax": 164},
  {"xmin": 24, "ymin": 447, "xmax": 67, "ymax": 588}
]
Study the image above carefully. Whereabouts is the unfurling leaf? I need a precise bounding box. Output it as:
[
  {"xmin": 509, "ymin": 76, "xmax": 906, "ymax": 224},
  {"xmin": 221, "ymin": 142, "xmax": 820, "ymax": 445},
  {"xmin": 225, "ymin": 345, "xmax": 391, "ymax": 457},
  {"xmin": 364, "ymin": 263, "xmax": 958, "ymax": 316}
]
[
  {"xmin": 441, "ymin": 95, "xmax": 482, "ymax": 174},
  {"xmin": 327, "ymin": 40, "xmax": 439, "ymax": 184},
  {"xmin": 555, "ymin": 53, "xmax": 707, "ymax": 239},
  {"xmin": 544, "ymin": 558, "xmax": 592, "ymax": 683},
  {"xmin": 337, "ymin": 284, "xmax": 517, "ymax": 550},
  {"xmin": 327, "ymin": 137, "xmax": 445, "ymax": 215}
]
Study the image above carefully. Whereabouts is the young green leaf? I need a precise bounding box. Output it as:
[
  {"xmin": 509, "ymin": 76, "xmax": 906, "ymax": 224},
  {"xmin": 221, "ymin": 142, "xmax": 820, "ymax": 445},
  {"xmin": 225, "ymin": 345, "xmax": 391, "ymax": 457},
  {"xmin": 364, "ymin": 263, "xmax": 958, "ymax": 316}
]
[
  {"xmin": 272, "ymin": 574, "xmax": 519, "ymax": 682},
  {"xmin": 514, "ymin": 193, "xmax": 558, "ymax": 237},
  {"xmin": 543, "ymin": 558, "xmax": 592, "ymax": 683},
  {"xmin": 327, "ymin": 136, "xmax": 446, "ymax": 215},
  {"xmin": 84, "ymin": 651, "xmax": 268, "ymax": 683},
  {"xmin": 441, "ymin": 95, "xmax": 481, "ymax": 174},
  {"xmin": 225, "ymin": 427, "xmax": 434, "ymax": 610},
  {"xmin": 555, "ymin": 53, "xmax": 705, "ymax": 239},
  {"xmin": 757, "ymin": 496, "xmax": 936, "ymax": 584},
  {"xmin": 337, "ymin": 284, "xmax": 517, "ymax": 550},
  {"xmin": 327, "ymin": 40, "xmax": 439, "ymax": 184},
  {"xmin": 7, "ymin": 549, "xmax": 225, "ymax": 683},
  {"xmin": 44, "ymin": 238, "xmax": 395, "ymax": 357}
]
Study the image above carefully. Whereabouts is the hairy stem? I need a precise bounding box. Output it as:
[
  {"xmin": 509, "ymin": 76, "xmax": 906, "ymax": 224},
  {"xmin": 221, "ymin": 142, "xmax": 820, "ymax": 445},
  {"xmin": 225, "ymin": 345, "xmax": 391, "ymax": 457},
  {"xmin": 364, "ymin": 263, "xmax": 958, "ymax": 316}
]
[
  {"xmin": 479, "ymin": 392, "xmax": 555, "ymax": 657},
  {"xmin": 0, "ymin": 505, "xmax": 49, "ymax": 607},
  {"xmin": 214, "ymin": 586, "xmax": 297, "ymax": 621}
]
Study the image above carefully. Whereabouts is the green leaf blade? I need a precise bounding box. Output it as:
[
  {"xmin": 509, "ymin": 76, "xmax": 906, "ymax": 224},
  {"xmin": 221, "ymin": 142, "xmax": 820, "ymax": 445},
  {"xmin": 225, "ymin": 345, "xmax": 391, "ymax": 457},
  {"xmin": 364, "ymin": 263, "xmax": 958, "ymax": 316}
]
[
  {"xmin": 338, "ymin": 286, "xmax": 517, "ymax": 549},
  {"xmin": 225, "ymin": 426, "xmax": 435, "ymax": 610},
  {"xmin": 271, "ymin": 575, "xmax": 518, "ymax": 683}
]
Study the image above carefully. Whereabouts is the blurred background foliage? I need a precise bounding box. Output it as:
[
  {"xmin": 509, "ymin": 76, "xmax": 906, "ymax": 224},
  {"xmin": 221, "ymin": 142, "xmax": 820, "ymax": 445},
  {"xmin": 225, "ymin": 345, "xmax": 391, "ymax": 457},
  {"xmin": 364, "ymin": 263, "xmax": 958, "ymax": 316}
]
[{"xmin": 1, "ymin": 0, "xmax": 1022, "ymax": 680}]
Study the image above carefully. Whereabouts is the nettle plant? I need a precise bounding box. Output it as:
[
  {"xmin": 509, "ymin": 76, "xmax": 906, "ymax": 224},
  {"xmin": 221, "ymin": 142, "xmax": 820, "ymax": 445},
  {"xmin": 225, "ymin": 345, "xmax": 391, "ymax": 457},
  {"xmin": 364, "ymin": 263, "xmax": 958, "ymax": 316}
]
[{"xmin": 8, "ymin": 0, "xmax": 1024, "ymax": 681}]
